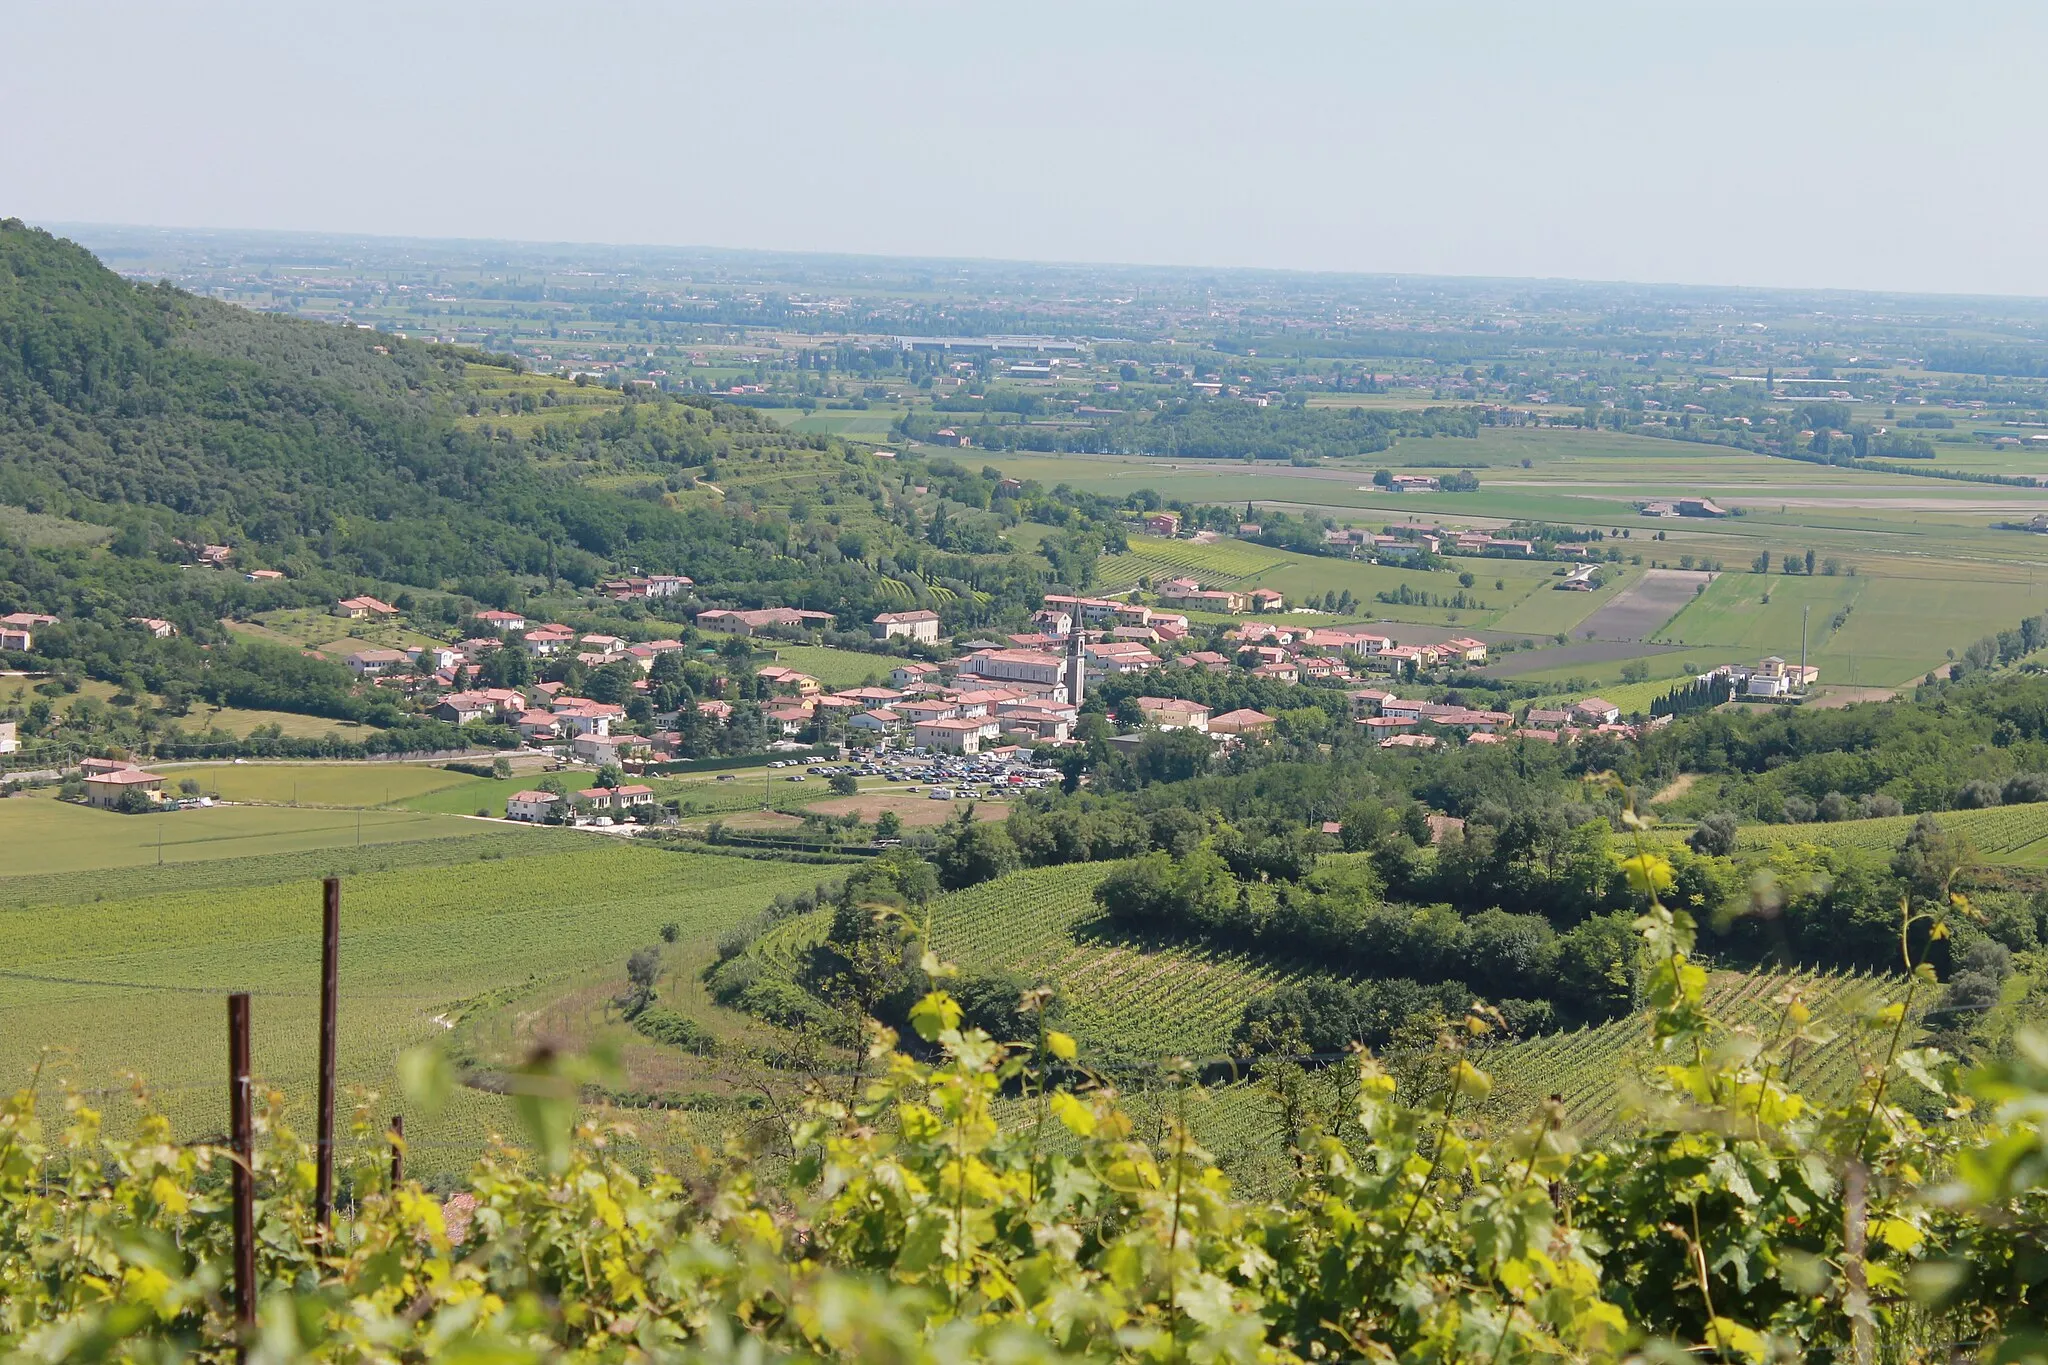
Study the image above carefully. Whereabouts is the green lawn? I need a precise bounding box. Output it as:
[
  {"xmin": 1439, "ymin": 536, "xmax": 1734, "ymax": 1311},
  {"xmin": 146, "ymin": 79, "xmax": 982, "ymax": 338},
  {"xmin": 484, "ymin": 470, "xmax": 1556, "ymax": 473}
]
[
  {"xmin": 0, "ymin": 796, "xmax": 488, "ymax": 876},
  {"xmin": 769, "ymin": 644, "xmax": 898, "ymax": 689}
]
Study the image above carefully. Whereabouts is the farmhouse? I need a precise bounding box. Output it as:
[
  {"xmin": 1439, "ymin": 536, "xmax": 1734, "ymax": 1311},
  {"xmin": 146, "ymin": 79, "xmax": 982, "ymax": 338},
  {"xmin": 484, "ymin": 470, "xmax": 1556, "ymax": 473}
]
[
  {"xmin": 1143, "ymin": 511, "xmax": 1181, "ymax": 536},
  {"xmin": 334, "ymin": 596, "xmax": 398, "ymax": 619},
  {"xmin": 872, "ymin": 609, "xmax": 942, "ymax": 643},
  {"xmin": 82, "ymin": 767, "xmax": 166, "ymax": 809},
  {"xmin": 128, "ymin": 618, "xmax": 176, "ymax": 639}
]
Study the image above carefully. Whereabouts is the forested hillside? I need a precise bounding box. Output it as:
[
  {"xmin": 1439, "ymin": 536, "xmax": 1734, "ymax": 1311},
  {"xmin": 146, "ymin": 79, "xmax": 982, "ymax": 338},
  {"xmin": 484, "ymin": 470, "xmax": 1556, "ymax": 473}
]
[{"xmin": 0, "ymin": 221, "xmax": 909, "ymax": 609}]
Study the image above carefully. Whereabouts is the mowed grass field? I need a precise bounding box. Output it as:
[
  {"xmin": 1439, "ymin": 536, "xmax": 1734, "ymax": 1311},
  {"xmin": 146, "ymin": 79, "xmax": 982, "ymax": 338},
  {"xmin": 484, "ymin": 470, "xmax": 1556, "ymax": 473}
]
[
  {"xmin": 1653, "ymin": 567, "xmax": 2048, "ymax": 686},
  {"xmin": 768, "ymin": 644, "xmax": 900, "ymax": 688},
  {"xmin": 0, "ymin": 838, "xmax": 826, "ymax": 1173},
  {"xmin": 162, "ymin": 762, "xmax": 478, "ymax": 807},
  {"xmin": 0, "ymin": 795, "xmax": 489, "ymax": 876}
]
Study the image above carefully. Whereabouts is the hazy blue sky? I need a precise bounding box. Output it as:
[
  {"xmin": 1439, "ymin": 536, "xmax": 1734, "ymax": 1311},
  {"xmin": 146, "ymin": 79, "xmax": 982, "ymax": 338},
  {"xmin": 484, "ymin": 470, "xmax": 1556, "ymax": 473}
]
[{"xmin": 7, "ymin": 1, "xmax": 2043, "ymax": 295}]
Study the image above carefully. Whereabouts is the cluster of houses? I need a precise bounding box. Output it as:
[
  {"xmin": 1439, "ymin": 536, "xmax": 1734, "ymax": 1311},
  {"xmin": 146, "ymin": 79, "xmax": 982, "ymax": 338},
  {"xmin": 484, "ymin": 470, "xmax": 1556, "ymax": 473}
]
[
  {"xmin": 1319, "ymin": 520, "xmax": 1606, "ymax": 568},
  {"xmin": 503, "ymin": 781, "xmax": 660, "ymax": 826},
  {"xmin": 1348, "ymin": 690, "xmax": 1663, "ymax": 751}
]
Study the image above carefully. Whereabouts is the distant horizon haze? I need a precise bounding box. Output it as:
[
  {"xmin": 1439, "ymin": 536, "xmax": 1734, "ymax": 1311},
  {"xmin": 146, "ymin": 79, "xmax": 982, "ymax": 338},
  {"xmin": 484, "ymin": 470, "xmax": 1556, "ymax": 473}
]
[{"xmin": 6, "ymin": 1, "xmax": 2045, "ymax": 298}]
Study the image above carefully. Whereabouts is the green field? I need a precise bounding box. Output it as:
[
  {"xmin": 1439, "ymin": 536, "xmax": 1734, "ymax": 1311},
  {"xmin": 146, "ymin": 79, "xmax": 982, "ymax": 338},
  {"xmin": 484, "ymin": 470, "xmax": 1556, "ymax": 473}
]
[
  {"xmin": 1094, "ymin": 534, "xmax": 1615, "ymax": 632},
  {"xmin": 162, "ymin": 761, "xmax": 479, "ymax": 807},
  {"xmin": 0, "ymin": 796, "xmax": 490, "ymax": 877},
  {"xmin": 0, "ymin": 840, "xmax": 825, "ymax": 1172},
  {"xmin": 768, "ymin": 644, "xmax": 899, "ymax": 688},
  {"xmin": 1653, "ymin": 568, "xmax": 2048, "ymax": 687}
]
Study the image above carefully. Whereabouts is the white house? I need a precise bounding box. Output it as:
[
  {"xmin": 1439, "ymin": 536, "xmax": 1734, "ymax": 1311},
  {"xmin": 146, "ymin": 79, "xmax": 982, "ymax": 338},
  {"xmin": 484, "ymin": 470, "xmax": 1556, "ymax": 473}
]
[
  {"xmin": 506, "ymin": 791, "xmax": 560, "ymax": 822},
  {"xmin": 872, "ymin": 609, "xmax": 942, "ymax": 644},
  {"xmin": 914, "ymin": 715, "xmax": 1002, "ymax": 754},
  {"xmin": 346, "ymin": 648, "xmax": 410, "ymax": 677}
]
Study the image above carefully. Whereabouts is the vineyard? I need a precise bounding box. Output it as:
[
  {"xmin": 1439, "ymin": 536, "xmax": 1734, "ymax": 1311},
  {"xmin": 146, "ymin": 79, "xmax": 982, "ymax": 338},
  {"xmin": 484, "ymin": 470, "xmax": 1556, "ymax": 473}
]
[
  {"xmin": 1091, "ymin": 536, "xmax": 1293, "ymax": 593},
  {"xmin": 738, "ymin": 863, "xmax": 1305, "ymax": 1062},
  {"xmin": 0, "ymin": 840, "xmax": 825, "ymax": 1174},
  {"xmin": 1737, "ymin": 799, "xmax": 2048, "ymax": 865},
  {"xmin": 1477, "ymin": 965, "xmax": 1910, "ymax": 1130}
]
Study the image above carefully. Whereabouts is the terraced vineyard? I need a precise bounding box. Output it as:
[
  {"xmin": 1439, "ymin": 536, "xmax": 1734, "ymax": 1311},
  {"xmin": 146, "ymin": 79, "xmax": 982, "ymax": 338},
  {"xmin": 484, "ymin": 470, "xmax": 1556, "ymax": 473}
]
[
  {"xmin": 1737, "ymin": 800, "xmax": 2048, "ymax": 865},
  {"xmin": 743, "ymin": 864, "xmax": 1303, "ymax": 1062},
  {"xmin": 925, "ymin": 863, "xmax": 1310, "ymax": 1062},
  {"xmin": 1091, "ymin": 536, "xmax": 1294, "ymax": 593}
]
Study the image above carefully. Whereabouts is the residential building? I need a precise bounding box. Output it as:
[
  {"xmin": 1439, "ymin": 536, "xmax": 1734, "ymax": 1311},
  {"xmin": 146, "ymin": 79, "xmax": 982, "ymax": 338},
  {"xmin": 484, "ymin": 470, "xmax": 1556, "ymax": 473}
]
[
  {"xmin": 334, "ymin": 595, "xmax": 398, "ymax": 619},
  {"xmin": 1208, "ymin": 708, "xmax": 1277, "ymax": 737},
  {"xmin": 1571, "ymin": 698, "xmax": 1622, "ymax": 725},
  {"xmin": 1143, "ymin": 510, "xmax": 1181, "ymax": 536},
  {"xmin": 694, "ymin": 607, "xmax": 837, "ymax": 636},
  {"xmin": 1031, "ymin": 608, "xmax": 1073, "ymax": 637},
  {"xmin": 1249, "ymin": 589, "xmax": 1285, "ymax": 612},
  {"xmin": 570, "ymin": 784, "xmax": 657, "ymax": 818},
  {"xmin": 872, "ymin": 609, "xmax": 942, "ymax": 643},
  {"xmin": 506, "ymin": 791, "xmax": 561, "ymax": 822},
  {"xmin": 1084, "ymin": 640, "xmax": 1159, "ymax": 675},
  {"xmin": 521, "ymin": 625, "xmax": 576, "ymax": 656},
  {"xmin": 891, "ymin": 661, "xmax": 941, "ymax": 688},
  {"xmin": 1135, "ymin": 696, "xmax": 1210, "ymax": 732},
  {"xmin": 244, "ymin": 569, "xmax": 285, "ymax": 583},
  {"xmin": 848, "ymin": 707, "xmax": 902, "ymax": 733},
  {"xmin": 1347, "ymin": 688, "xmax": 1395, "ymax": 719},
  {"xmin": 346, "ymin": 648, "xmax": 409, "ymax": 677},
  {"xmin": 127, "ymin": 617, "xmax": 176, "ymax": 638},
  {"xmin": 83, "ymin": 767, "xmax": 166, "ymax": 809},
  {"xmin": 0, "ymin": 720, "xmax": 13, "ymax": 753},
  {"xmin": 572, "ymin": 733, "xmax": 629, "ymax": 767},
  {"xmin": 1156, "ymin": 584, "xmax": 1249, "ymax": 614},
  {"xmin": 756, "ymin": 664, "xmax": 821, "ymax": 696},
  {"xmin": 475, "ymin": 609, "xmax": 528, "ymax": 632},
  {"xmin": 433, "ymin": 691, "xmax": 501, "ymax": 724},
  {"xmin": 914, "ymin": 715, "xmax": 1002, "ymax": 754}
]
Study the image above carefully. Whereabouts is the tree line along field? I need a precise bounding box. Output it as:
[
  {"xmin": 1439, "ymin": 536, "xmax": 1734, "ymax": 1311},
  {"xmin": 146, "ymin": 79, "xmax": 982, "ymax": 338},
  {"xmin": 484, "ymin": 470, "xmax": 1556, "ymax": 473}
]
[
  {"xmin": 0, "ymin": 839, "xmax": 827, "ymax": 1175},
  {"xmin": 1089, "ymin": 534, "xmax": 1618, "ymax": 635}
]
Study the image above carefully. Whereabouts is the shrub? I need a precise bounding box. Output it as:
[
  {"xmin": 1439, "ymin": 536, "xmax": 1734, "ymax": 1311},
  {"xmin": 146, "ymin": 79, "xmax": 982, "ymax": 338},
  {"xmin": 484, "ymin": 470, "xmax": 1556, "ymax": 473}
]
[{"xmin": 629, "ymin": 1006, "xmax": 717, "ymax": 1055}]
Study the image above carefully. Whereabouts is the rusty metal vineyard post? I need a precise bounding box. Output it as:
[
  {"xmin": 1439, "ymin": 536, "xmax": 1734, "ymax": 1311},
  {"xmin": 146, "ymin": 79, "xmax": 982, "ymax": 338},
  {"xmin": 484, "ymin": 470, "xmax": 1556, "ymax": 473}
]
[{"xmin": 313, "ymin": 876, "xmax": 341, "ymax": 1235}]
